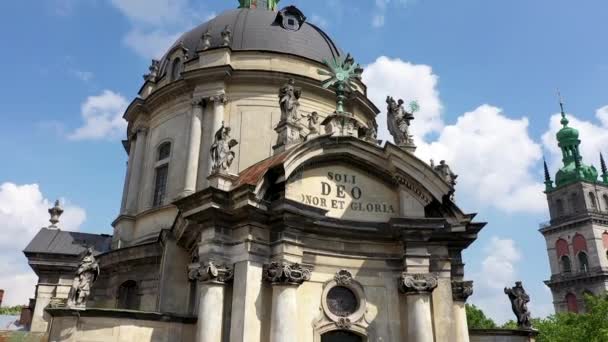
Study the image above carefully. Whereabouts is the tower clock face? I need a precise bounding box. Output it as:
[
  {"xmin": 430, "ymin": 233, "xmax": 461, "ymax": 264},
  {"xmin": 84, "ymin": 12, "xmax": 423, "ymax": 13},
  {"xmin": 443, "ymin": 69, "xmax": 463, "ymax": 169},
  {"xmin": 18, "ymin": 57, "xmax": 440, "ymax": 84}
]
[{"xmin": 326, "ymin": 286, "xmax": 358, "ymax": 317}]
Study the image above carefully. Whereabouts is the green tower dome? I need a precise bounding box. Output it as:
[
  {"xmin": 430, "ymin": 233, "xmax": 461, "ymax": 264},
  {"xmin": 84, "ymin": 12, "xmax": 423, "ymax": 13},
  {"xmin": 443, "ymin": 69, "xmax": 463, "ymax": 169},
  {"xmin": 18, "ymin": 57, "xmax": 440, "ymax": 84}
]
[{"xmin": 553, "ymin": 103, "xmax": 599, "ymax": 188}]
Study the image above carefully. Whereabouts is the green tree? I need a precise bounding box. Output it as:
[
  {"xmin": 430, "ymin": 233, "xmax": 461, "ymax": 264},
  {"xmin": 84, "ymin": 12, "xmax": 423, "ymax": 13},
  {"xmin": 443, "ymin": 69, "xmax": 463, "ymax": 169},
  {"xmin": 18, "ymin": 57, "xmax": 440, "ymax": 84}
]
[
  {"xmin": 0, "ymin": 305, "xmax": 23, "ymax": 315},
  {"xmin": 466, "ymin": 304, "xmax": 497, "ymax": 329}
]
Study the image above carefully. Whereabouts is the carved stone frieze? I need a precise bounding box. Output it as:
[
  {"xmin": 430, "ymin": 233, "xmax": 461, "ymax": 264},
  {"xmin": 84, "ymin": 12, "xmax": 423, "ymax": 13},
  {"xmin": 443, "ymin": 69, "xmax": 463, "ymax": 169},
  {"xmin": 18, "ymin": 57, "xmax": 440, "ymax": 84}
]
[
  {"xmin": 452, "ymin": 280, "xmax": 474, "ymax": 302},
  {"xmin": 188, "ymin": 261, "xmax": 234, "ymax": 284},
  {"xmin": 263, "ymin": 261, "xmax": 311, "ymax": 286},
  {"xmin": 399, "ymin": 273, "xmax": 438, "ymax": 295},
  {"xmin": 334, "ymin": 269, "xmax": 353, "ymax": 286}
]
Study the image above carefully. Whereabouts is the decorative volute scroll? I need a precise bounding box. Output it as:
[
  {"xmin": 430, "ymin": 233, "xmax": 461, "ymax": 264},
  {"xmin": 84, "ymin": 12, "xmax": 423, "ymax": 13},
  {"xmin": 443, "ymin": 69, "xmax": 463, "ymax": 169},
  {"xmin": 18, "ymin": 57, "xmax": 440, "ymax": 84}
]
[
  {"xmin": 399, "ymin": 273, "xmax": 438, "ymax": 295},
  {"xmin": 221, "ymin": 25, "xmax": 232, "ymax": 46},
  {"xmin": 263, "ymin": 261, "xmax": 311, "ymax": 285},
  {"xmin": 452, "ymin": 280, "xmax": 474, "ymax": 302},
  {"xmin": 188, "ymin": 261, "xmax": 234, "ymax": 284}
]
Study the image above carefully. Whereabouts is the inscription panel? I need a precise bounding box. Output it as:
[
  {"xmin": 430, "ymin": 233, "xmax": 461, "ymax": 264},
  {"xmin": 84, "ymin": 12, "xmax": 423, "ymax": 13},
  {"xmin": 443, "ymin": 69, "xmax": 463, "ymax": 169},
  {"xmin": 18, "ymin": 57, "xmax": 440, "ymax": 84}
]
[{"xmin": 286, "ymin": 164, "xmax": 399, "ymax": 222}]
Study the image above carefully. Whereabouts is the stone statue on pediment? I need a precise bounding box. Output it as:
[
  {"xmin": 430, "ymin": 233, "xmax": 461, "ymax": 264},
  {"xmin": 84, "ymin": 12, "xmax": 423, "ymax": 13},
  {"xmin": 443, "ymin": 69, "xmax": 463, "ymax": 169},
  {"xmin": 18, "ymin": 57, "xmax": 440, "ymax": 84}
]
[
  {"xmin": 279, "ymin": 78, "xmax": 302, "ymax": 123},
  {"xmin": 386, "ymin": 96, "xmax": 416, "ymax": 147},
  {"xmin": 433, "ymin": 160, "xmax": 457, "ymax": 187},
  {"xmin": 505, "ymin": 281, "xmax": 532, "ymax": 329},
  {"xmin": 210, "ymin": 122, "xmax": 238, "ymax": 173},
  {"xmin": 67, "ymin": 248, "xmax": 99, "ymax": 308},
  {"xmin": 303, "ymin": 111, "xmax": 321, "ymax": 140}
]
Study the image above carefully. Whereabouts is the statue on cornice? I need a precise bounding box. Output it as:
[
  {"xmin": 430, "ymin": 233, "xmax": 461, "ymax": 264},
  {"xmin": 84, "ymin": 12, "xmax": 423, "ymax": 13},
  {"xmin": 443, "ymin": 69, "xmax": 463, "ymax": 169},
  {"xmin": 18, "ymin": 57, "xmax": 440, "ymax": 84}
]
[
  {"xmin": 303, "ymin": 111, "xmax": 320, "ymax": 140},
  {"xmin": 143, "ymin": 59, "xmax": 159, "ymax": 82},
  {"xmin": 386, "ymin": 96, "xmax": 416, "ymax": 146},
  {"xmin": 279, "ymin": 78, "xmax": 301, "ymax": 123},
  {"xmin": 67, "ymin": 247, "xmax": 100, "ymax": 308},
  {"xmin": 221, "ymin": 25, "xmax": 232, "ymax": 47},
  {"xmin": 433, "ymin": 160, "xmax": 457, "ymax": 187},
  {"xmin": 210, "ymin": 122, "xmax": 238, "ymax": 173},
  {"xmin": 505, "ymin": 281, "xmax": 532, "ymax": 329}
]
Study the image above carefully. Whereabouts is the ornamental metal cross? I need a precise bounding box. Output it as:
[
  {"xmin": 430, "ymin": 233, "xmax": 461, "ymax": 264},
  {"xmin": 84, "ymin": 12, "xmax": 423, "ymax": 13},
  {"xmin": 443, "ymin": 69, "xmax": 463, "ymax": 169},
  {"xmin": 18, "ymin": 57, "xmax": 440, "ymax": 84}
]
[{"xmin": 318, "ymin": 53, "xmax": 364, "ymax": 113}]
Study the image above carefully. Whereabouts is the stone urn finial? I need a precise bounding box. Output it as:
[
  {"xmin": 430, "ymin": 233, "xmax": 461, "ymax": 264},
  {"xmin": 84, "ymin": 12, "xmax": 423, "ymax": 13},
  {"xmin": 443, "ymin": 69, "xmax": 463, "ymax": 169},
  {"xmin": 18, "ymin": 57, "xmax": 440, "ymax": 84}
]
[{"xmin": 48, "ymin": 199, "xmax": 63, "ymax": 229}]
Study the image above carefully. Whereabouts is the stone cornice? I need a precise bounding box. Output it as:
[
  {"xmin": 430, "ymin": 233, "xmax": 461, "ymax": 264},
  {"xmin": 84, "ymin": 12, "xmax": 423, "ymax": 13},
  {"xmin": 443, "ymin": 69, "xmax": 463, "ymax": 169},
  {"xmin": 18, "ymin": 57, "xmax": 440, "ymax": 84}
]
[
  {"xmin": 399, "ymin": 273, "xmax": 438, "ymax": 295},
  {"xmin": 262, "ymin": 261, "xmax": 311, "ymax": 286},
  {"xmin": 452, "ymin": 280, "xmax": 474, "ymax": 302}
]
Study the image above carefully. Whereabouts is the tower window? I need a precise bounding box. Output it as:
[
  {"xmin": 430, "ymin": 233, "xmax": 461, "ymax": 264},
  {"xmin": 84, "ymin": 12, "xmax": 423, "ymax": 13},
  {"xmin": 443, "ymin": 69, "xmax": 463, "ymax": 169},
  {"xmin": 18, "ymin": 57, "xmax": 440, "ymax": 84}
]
[
  {"xmin": 153, "ymin": 142, "xmax": 171, "ymax": 207},
  {"xmin": 589, "ymin": 192, "xmax": 597, "ymax": 210},
  {"xmin": 578, "ymin": 252, "xmax": 589, "ymax": 272},
  {"xmin": 555, "ymin": 198, "xmax": 565, "ymax": 216},
  {"xmin": 568, "ymin": 193, "xmax": 578, "ymax": 213},
  {"xmin": 566, "ymin": 293, "xmax": 578, "ymax": 313},
  {"xmin": 555, "ymin": 238, "xmax": 569, "ymax": 258},
  {"xmin": 572, "ymin": 234, "xmax": 588, "ymax": 254},
  {"xmin": 560, "ymin": 255, "xmax": 572, "ymax": 273}
]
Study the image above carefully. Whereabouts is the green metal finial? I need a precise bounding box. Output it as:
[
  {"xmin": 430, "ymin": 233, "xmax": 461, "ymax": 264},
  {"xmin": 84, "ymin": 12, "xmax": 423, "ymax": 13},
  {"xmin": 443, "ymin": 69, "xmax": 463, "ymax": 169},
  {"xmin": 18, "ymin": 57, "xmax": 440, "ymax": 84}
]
[
  {"xmin": 601, "ymin": 152, "xmax": 608, "ymax": 184},
  {"xmin": 318, "ymin": 53, "xmax": 363, "ymax": 114},
  {"xmin": 543, "ymin": 157, "xmax": 553, "ymax": 192},
  {"xmin": 238, "ymin": 0, "xmax": 280, "ymax": 10},
  {"xmin": 557, "ymin": 89, "xmax": 569, "ymax": 127}
]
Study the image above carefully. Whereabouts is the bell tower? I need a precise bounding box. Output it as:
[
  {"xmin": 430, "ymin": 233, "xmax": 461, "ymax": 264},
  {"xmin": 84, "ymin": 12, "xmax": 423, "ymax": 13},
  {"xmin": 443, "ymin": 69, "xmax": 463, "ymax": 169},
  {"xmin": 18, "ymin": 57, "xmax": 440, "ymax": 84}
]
[{"xmin": 540, "ymin": 96, "xmax": 608, "ymax": 313}]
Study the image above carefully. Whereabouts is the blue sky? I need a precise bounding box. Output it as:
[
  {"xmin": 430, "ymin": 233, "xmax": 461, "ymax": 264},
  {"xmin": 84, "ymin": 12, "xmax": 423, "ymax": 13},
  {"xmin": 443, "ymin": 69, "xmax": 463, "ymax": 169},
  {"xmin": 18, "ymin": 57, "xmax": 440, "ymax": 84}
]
[{"xmin": 0, "ymin": 0, "xmax": 607, "ymax": 322}]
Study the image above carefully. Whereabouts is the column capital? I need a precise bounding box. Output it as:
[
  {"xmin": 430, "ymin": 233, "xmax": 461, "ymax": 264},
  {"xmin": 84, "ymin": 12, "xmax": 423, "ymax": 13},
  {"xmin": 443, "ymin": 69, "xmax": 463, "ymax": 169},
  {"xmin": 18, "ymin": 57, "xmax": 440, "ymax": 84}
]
[
  {"xmin": 188, "ymin": 261, "xmax": 234, "ymax": 284},
  {"xmin": 452, "ymin": 280, "xmax": 473, "ymax": 302},
  {"xmin": 191, "ymin": 97, "xmax": 205, "ymax": 108},
  {"xmin": 399, "ymin": 272, "xmax": 438, "ymax": 295},
  {"xmin": 130, "ymin": 126, "xmax": 148, "ymax": 139},
  {"xmin": 263, "ymin": 261, "xmax": 311, "ymax": 286},
  {"xmin": 209, "ymin": 94, "xmax": 228, "ymax": 104}
]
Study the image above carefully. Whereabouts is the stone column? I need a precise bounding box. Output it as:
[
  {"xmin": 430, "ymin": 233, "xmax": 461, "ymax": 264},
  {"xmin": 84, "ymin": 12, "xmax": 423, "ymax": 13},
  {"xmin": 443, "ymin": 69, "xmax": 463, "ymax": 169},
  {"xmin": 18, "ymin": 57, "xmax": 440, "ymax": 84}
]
[
  {"xmin": 119, "ymin": 139, "xmax": 135, "ymax": 214},
  {"xmin": 181, "ymin": 98, "xmax": 204, "ymax": 197},
  {"xmin": 263, "ymin": 261, "xmax": 311, "ymax": 342},
  {"xmin": 399, "ymin": 273, "xmax": 438, "ymax": 342},
  {"xmin": 189, "ymin": 261, "xmax": 233, "ymax": 342},
  {"xmin": 199, "ymin": 94, "xmax": 227, "ymax": 189},
  {"xmin": 125, "ymin": 127, "xmax": 148, "ymax": 214},
  {"xmin": 30, "ymin": 284, "xmax": 55, "ymax": 332},
  {"xmin": 451, "ymin": 280, "xmax": 473, "ymax": 342}
]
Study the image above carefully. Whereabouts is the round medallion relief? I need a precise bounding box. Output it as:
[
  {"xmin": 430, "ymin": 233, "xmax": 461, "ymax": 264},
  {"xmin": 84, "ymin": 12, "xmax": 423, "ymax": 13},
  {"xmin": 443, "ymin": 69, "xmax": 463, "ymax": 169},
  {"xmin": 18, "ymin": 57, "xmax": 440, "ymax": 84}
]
[{"xmin": 326, "ymin": 286, "xmax": 359, "ymax": 317}]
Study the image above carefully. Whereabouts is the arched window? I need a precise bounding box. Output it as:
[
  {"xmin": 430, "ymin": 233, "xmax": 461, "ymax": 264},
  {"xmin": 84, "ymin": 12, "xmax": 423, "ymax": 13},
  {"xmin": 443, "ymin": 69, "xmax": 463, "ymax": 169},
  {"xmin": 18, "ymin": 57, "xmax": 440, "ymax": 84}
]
[
  {"xmin": 153, "ymin": 142, "xmax": 171, "ymax": 207},
  {"xmin": 578, "ymin": 252, "xmax": 589, "ymax": 272},
  {"xmin": 171, "ymin": 58, "xmax": 182, "ymax": 81},
  {"xmin": 589, "ymin": 192, "xmax": 597, "ymax": 210},
  {"xmin": 555, "ymin": 239, "xmax": 569, "ymax": 258},
  {"xmin": 560, "ymin": 255, "xmax": 572, "ymax": 273},
  {"xmin": 572, "ymin": 234, "xmax": 587, "ymax": 254},
  {"xmin": 555, "ymin": 198, "xmax": 565, "ymax": 216},
  {"xmin": 117, "ymin": 280, "xmax": 138, "ymax": 310},
  {"xmin": 566, "ymin": 293, "xmax": 578, "ymax": 313},
  {"xmin": 321, "ymin": 331, "xmax": 363, "ymax": 342}
]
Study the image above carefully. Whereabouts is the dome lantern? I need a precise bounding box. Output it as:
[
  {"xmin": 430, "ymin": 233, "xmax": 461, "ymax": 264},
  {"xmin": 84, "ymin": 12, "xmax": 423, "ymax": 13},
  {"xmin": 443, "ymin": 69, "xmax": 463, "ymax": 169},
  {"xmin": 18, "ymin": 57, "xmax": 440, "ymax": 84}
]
[{"xmin": 238, "ymin": 0, "xmax": 280, "ymax": 10}]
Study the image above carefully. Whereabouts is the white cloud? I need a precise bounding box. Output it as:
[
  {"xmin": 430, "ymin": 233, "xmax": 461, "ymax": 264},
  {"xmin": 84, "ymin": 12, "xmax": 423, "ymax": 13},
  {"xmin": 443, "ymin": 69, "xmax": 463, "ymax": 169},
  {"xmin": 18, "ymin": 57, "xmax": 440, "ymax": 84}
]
[
  {"xmin": 470, "ymin": 237, "xmax": 522, "ymax": 323},
  {"xmin": 541, "ymin": 107, "xmax": 608, "ymax": 174},
  {"xmin": 68, "ymin": 90, "xmax": 129, "ymax": 141},
  {"xmin": 109, "ymin": 0, "xmax": 210, "ymax": 59},
  {"xmin": 70, "ymin": 69, "xmax": 94, "ymax": 82},
  {"xmin": 0, "ymin": 183, "xmax": 86, "ymax": 306},
  {"xmin": 364, "ymin": 57, "xmax": 545, "ymax": 213},
  {"xmin": 364, "ymin": 56, "xmax": 443, "ymax": 140},
  {"xmin": 123, "ymin": 28, "xmax": 182, "ymax": 61}
]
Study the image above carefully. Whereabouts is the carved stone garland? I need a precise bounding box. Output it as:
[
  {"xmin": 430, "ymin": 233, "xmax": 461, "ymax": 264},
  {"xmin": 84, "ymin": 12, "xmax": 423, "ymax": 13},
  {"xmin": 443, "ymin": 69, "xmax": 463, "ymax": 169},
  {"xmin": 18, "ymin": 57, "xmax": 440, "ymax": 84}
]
[
  {"xmin": 399, "ymin": 273, "xmax": 438, "ymax": 295},
  {"xmin": 263, "ymin": 261, "xmax": 311, "ymax": 285}
]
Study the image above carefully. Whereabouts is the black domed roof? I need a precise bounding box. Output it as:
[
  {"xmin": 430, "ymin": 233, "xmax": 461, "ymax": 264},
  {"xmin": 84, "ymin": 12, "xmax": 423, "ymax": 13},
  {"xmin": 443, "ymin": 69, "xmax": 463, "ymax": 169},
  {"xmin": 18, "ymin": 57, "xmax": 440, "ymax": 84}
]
[{"xmin": 161, "ymin": 7, "xmax": 342, "ymax": 70}]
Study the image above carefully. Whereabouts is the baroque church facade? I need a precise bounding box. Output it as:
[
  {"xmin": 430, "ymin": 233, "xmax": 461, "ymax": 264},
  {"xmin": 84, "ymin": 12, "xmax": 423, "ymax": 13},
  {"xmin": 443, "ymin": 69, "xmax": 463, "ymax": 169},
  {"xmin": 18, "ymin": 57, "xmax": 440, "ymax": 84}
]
[
  {"xmin": 540, "ymin": 101, "xmax": 608, "ymax": 313},
  {"xmin": 22, "ymin": 2, "xmax": 492, "ymax": 342}
]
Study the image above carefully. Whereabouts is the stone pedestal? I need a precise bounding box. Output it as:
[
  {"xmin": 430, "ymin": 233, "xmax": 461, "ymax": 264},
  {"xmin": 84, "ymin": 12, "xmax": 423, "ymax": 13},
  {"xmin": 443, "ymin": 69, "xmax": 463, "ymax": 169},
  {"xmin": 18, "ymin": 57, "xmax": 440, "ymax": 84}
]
[
  {"xmin": 273, "ymin": 120, "xmax": 303, "ymax": 154},
  {"xmin": 207, "ymin": 172, "xmax": 237, "ymax": 191},
  {"xmin": 398, "ymin": 141, "xmax": 417, "ymax": 153},
  {"xmin": 180, "ymin": 99, "xmax": 204, "ymax": 197},
  {"xmin": 321, "ymin": 112, "xmax": 363, "ymax": 138},
  {"xmin": 399, "ymin": 273, "xmax": 438, "ymax": 342}
]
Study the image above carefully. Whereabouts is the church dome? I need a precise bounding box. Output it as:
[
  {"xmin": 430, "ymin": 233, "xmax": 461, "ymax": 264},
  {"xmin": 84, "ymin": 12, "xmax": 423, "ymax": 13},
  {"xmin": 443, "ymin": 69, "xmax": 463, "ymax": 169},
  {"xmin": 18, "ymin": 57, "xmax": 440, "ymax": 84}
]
[{"xmin": 159, "ymin": 7, "xmax": 342, "ymax": 76}]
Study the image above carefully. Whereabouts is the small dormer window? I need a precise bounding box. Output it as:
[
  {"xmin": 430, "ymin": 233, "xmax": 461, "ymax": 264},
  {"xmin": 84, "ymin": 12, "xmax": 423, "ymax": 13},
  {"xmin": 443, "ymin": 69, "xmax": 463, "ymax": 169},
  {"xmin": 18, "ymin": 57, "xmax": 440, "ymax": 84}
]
[{"xmin": 274, "ymin": 6, "xmax": 306, "ymax": 31}]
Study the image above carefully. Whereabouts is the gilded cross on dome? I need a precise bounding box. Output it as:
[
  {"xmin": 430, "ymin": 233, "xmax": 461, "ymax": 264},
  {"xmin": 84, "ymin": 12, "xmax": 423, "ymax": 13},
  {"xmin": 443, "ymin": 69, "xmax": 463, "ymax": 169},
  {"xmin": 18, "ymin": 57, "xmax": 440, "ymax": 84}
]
[{"xmin": 318, "ymin": 53, "xmax": 364, "ymax": 114}]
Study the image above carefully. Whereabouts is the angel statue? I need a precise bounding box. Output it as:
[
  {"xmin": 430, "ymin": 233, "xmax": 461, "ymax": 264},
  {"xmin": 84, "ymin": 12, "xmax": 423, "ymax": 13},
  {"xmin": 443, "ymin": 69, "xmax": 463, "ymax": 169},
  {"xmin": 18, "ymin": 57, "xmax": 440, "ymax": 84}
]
[
  {"xmin": 279, "ymin": 78, "xmax": 302, "ymax": 123},
  {"xmin": 67, "ymin": 247, "xmax": 100, "ymax": 308},
  {"xmin": 386, "ymin": 96, "xmax": 417, "ymax": 146},
  {"xmin": 210, "ymin": 122, "xmax": 239, "ymax": 173},
  {"xmin": 302, "ymin": 111, "xmax": 320, "ymax": 140},
  {"xmin": 505, "ymin": 281, "xmax": 532, "ymax": 329}
]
